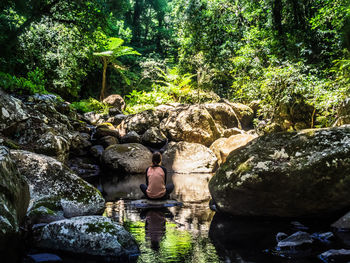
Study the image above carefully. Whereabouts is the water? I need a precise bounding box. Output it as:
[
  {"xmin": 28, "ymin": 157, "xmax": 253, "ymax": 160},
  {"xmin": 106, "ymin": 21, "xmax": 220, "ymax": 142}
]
[{"xmin": 101, "ymin": 173, "xmax": 350, "ymax": 263}]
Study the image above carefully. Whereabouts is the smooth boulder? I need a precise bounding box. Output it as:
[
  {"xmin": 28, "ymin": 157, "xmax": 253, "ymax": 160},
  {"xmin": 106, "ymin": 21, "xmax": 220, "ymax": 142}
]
[
  {"xmin": 209, "ymin": 126, "xmax": 350, "ymax": 217},
  {"xmin": 11, "ymin": 150, "xmax": 105, "ymax": 220},
  {"xmin": 162, "ymin": 141, "xmax": 217, "ymax": 173},
  {"xmin": 160, "ymin": 105, "xmax": 221, "ymax": 147},
  {"xmin": 102, "ymin": 143, "xmax": 152, "ymax": 174},
  {"xmin": 210, "ymin": 134, "xmax": 257, "ymax": 165},
  {"xmin": 36, "ymin": 216, "xmax": 139, "ymax": 259}
]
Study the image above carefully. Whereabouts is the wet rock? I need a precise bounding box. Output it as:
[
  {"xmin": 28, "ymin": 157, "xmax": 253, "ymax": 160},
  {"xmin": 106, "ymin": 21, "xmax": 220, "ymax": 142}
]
[
  {"xmin": 83, "ymin": 112, "xmax": 109, "ymax": 125},
  {"xmin": 11, "ymin": 150, "xmax": 105, "ymax": 220},
  {"xmin": 102, "ymin": 143, "xmax": 152, "ymax": 174},
  {"xmin": 26, "ymin": 253, "xmax": 62, "ymax": 262},
  {"xmin": 160, "ymin": 105, "xmax": 221, "ymax": 147},
  {"xmin": 311, "ymin": 232, "xmax": 334, "ymax": 244},
  {"xmin": 103, "ymin": 94, "xmax": 126, "ymax": 112},
  {"xmin": 35, "ymin": 216, "xmax": 139, "ymax": 259},
  {"xmin": 209, "ymin": 126, "xmax": 350, "ymax": 217},
  {"xmin": 120, "ymin": 131, "xmax": 141, "ymax": 144},
  {"xmin": 70, "ymin": 132, "xmax": 92, "ymax": 156},
  {"xmin": 68, "ymin": 157, "xmax": 100, "ymax": 180},
  {"xmin": 99, "ymin": 135, "xmax": 119, "ymax": 148},
  {"xmin": 107, "ymin": 114, "xmax": 127, "ymax": 126},
  {"xmin": 90, "ymin": 145, "xmax": 104, "ymax": 159},
  {"xmin": 319, "ymin": 249, "xmax": 350, "ymax": 263},
  {"xmin": 0, "ymin": 146, "xmax": 29, "ymax": 245},
  {"xmin": 108, "ymin": 107, "xmax": 123, "ymax": 116},
  {"xmin": 277, "ymin": 231, "xmax": 313, "ymax": 248},
  {"xmin": 95, "ymin": 126, "xmax": 120, "ymax": 139},
  {"xmin": 210, "ymin": 134, "xmax": 257, "ymax": 165},
  {"xmin": 162, "ymin": 141, "xmax": 217, "ymax": 173},
  {"xmin": 141, "ymin": 127, "xmax": 167, "ymax": 148}
]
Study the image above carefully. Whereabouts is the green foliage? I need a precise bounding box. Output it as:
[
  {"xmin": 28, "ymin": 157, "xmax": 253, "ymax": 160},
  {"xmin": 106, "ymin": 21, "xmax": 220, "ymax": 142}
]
[
  {"xmin": 70, "ymin": 97, "xmax": 110, "ymax": 114},
  {"xmin": 0, "ymin": 68, "xmax": 47, "ymax": 95}
]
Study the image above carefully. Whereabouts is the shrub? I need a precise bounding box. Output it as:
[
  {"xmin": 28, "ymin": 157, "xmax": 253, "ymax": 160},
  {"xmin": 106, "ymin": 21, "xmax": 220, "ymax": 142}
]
[{"xmin": 70, "ymin": 97, "xmax": 110, "ymax": 114}]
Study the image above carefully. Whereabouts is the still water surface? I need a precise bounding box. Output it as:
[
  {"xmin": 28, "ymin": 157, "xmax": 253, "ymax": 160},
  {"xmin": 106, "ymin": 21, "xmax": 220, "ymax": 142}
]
[{"xmin": 102, "ymin": 173, "xmax": 344, "ymax": 263}]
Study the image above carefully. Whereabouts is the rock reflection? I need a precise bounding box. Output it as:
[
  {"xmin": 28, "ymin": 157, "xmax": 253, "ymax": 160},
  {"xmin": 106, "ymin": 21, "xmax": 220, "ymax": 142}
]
[{"xmin": 102, "ymin": 173, "xmax": 213, "ymax": 203}]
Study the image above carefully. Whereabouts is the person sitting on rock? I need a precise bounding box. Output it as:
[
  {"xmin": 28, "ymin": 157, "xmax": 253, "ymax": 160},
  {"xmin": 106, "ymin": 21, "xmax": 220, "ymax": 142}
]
[{"xmin": 140, "ymin": 152, "xmax": 174, "ymax": 199}]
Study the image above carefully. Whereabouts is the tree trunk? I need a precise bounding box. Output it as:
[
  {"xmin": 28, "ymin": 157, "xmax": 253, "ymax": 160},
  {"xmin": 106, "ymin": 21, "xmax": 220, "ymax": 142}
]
[{"xmin": 100, "ymin": 57, "xmax": 108, "ymax": 101}]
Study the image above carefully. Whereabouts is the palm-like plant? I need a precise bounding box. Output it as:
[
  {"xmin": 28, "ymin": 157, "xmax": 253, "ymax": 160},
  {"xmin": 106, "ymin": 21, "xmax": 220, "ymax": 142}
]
[{"xmin": 94, "ymin": 37, "xmax": 140, "ymax": 101}]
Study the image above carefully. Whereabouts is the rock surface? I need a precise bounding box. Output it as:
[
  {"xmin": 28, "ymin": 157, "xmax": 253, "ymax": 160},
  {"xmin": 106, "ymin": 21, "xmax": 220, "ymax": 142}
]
[
  {"xmin": 331, "ymin": 211, "xmax": 350, "ymax": 231},
  {"xmin": 210, "ymin": 134, "xmax": 257, "ymax": 165},
  {"xmin": 160, "ymin": 105, "xmax": 221, "ymax": 147},
  {"xmin": 162, "ymin": 141, "xmax": 217, "ymax": 173},
  {"xmin": 0, "ymin": 146, "xmax": 29, "ymax": 244},
  {"xmin": 103, "ymin": 94, "xmax": 126, "ymax": 112},
  {"xmin": 11, "ymin": 150, "xmax": 105, "ymax": 220},
  {"xmin": 209, "ymin": 126, "xmax": 350, "ymax": 217},
  {"xmin": 102, "ymin": 143, "xmax": 152, "ymax": 174},
  {"xmin": 35, "ymin": 216, "xmax": 139, "ymax": 259}
]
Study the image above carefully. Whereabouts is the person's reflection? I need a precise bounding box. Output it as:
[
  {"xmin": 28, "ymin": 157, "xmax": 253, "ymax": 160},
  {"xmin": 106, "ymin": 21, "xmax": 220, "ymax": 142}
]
[{"xmin": 140, "ymin": 209, "xmax": 172, "ymax": 251}]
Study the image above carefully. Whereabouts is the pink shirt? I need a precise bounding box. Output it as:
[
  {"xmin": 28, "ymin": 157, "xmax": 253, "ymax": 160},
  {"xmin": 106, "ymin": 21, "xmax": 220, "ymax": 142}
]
[{"xmin": 146, "ymin": 166, "xmax": 166, "ymax": 199}]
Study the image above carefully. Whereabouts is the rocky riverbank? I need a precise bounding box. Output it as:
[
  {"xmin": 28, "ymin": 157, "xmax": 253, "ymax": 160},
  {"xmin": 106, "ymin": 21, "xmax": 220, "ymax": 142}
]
[{"xmin": 2, "ymin": 88, "xmax": 350, "ymax": 262}]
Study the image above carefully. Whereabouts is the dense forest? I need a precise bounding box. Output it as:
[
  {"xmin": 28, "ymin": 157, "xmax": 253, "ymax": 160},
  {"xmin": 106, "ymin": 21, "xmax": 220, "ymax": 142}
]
[{"xmin": 1, "ymin": 0, "xmax": 349, "ymax": 127}]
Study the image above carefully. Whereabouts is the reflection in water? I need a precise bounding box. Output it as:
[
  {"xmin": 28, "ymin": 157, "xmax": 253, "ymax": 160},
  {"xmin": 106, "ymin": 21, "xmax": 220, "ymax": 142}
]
[
  {"xmin": 102, "ymin": 173, "xmax": 341, "ymax": 263},
  {"xmin": 142, "ymin": 209, "xmax": 167, "ymax": 251}
]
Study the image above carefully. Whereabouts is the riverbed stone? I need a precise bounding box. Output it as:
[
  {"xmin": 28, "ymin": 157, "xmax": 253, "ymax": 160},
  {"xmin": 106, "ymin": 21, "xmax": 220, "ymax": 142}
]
[
  {"xmin": 331, "ymin": 211, "xmax": 350, "ymax": 231},
  {"xmin": 141, "ymin": 127, "xmax": 167, "ymax": 148},
  {"xmin": 11, "ymin": 150, "xmax": 105, "ymax": 221},
  {"xmin": 35, "ymin": 216, "xmax": 139, "ymax": 259},
  {"xmin": 102, "ymin": 143, "xmax": 152, "ymax": 174},
  {"xmin": 120, "ymin": 131, "xmax": 141, "ymax": 144},
  {"xmin": 209, "ymin": 126, "xmax": 350, "ymax": 217},
  {"xmin": 99, "ymin": 135, "xmax": 119, "ymax": 148},
  {"xmin": 160, "ymin": 105, "xmax": 221, "ymax": 147},
  {"xmin": 162, "ymin": 141, "xmax": 217, "ymax": 173},
  {"xmin": 204, "ymin": 103, "xmax": 240, "ymax": 134},
  {"xmin": 277, "ymin": 231, "xmax": 313, "ymax": 248},
  {"xmin": 210, "ymin": 134, "xmax": 257, "ymax": 165},
  {"xmin": 0, "ymin": 146, "xmax": 29, "ymax": 245},
  {"xmin": 118, "ymin": 110, "xmax": 160, "ymax": 136}
]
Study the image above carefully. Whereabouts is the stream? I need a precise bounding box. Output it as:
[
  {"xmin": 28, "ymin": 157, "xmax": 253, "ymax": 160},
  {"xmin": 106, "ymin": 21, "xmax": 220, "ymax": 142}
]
[{"xmin": 99, "ymin": 173, "xmax": 348, "ymax": 263}]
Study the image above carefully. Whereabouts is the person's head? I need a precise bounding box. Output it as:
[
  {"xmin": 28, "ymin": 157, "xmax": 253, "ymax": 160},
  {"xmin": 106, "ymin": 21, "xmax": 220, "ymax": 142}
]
[{"xmin": 152, "ymin": 152, "xmax": 162, "ymax": 165}]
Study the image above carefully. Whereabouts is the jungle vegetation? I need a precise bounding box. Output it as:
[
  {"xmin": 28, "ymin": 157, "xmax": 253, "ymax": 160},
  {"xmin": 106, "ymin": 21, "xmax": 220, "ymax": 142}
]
[{"xmin": 0, "ymin": 0, "xmax": 349, "ymax": 126}]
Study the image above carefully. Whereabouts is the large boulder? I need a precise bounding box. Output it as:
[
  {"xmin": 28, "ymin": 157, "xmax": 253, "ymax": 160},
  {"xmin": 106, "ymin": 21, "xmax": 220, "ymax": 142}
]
[
  {"xmin": 210, "ymin": 134, "xmax": 257, "ymax": 165},
  {"xmin": 334, "ymin": 98, "xmax": 350, "ymax": 126},
  {"xmin": 162, "ymin": 141, "xmax": 217, "ymax": 173},
  {"xmin": 102, "ymin": 143, "xmax": 152, "ymax": 174},
  {"xmin": 141, "ymin": 127, "xmax": 167, "ymax": 148},
  {"xmin": 11, "ymin": 150, "xmax": 105, "ymax": 221},
  {"xmin": 0, "ymin": 91, "xmax": 83, "ymax": 161},
  {"xmin": 160, "ymin": 105, "xmax": 221, "ymax": 147},
  {"xmin": 209, "ymin": 126, "xmax": 350, "ymax": 217},
  {"xmin": 204, "ymin": 103, "xmax": 240, "ymax": 134},
  {"xmin": 118, "ymin": 110, "xmax": 160, "ymax": 136},
  {"xmin": 0, "ymin": 146, "xmax": 29, "ymax": 245},
  {"xmin": 35, "ymin": 216, "xmax": 139, "ymax": 259}
]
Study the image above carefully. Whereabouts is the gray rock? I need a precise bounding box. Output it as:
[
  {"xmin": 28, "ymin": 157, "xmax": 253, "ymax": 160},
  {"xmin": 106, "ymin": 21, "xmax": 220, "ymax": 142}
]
[
  {"xmin": 90, "ymin": 145, "xmax": 104, "ymax": 159},
  {"xmin": 204, "ymin": 103, "xmax": 240, "ymax": 133},
  {"xmin": 319, "ymin": 249, "xmax": 350, "ymax": 262},
  {"xmin": 332, "ymin": 211, "xmax": 350, "ymax": 231},
  {"xmin": 162, "ymin": 141, "xmax": 217, "ymax": 173},
  {"xmin": 35, "ymin": 216, "xmax": 139, "ymax": 258},
  {"xmin": 103, "ymin": 94, "xmax": 126, "ymax": 111},
  {"xmin": 141, "ymin": 127, "xmax": 167, "ymax": 148},
  {"xmin": 209, "ymin": 126, "xmax": 350, "ymax": 217},
  {"xmin": 160, "ymin": 105, "xmax": 221, "ymax": 147},
  {"xmin": 119, "ymin": 110, "xmax": 160, "ymax": 136},
  {"xmin": 99, "ymin": 135, "xmax": 119, "ymax": 148},
  {"xmin": 0, "ymin": 146, "xmax": 29, "ymax": 244},
  {"xmin": 120, "ymin": 131, "xmax": 141, "ymax": 144},
  {"xmin": 277, "ymin": 231, "xmax": 313, "ymax": 248},
  {"xmin": 11, "ymin": 150, "xmax": 105, "ymax": 220},
  {"xmin": 102, "ymin": 143, "xmax": 152, "ymax": 174}
]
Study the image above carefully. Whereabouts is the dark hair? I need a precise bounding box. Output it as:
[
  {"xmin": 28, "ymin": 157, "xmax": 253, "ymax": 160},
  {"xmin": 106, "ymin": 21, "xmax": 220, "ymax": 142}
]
[{"xmin": 152, "ymin": 152, "xmax": 162, "ymax": 165}]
